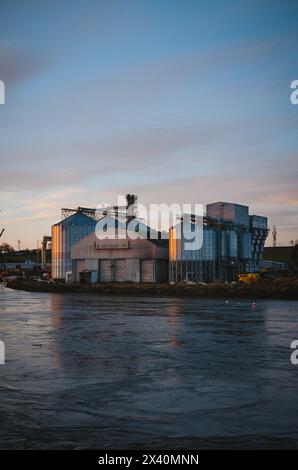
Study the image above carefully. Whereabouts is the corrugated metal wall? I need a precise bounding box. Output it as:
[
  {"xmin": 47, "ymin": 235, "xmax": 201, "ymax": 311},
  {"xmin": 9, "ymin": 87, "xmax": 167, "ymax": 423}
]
[
  {"xmin": 71, "ymin": 231, "xmax": 168, "ymax": 283},
  {"xmin": 51, "ymin": 213, "xmax": 96, "ymax": 280},
  {"xmin": 114, "ymin": 259, "xmax": 125, "ymax": 282},
  {"xmin": 125, "ymin": 259, "xmax": 140, "ymax": 282},
  {"xmin": 140, "ymin": 259, "xmax": 153, "ymax": 282},
  {"xmin": 99, "ymin": 259, "xmax": 113, "ymax": 282},
  {"xmin": 74, "ymin": 260, "xmax": 85, "ymax": 282},
  {"xmin": 170, "ymin": 223, "xmax": 217, "ymax": 262},
  {"xmin": 207, "ymin": 202, "xmax": 249, "ymax": 227}
]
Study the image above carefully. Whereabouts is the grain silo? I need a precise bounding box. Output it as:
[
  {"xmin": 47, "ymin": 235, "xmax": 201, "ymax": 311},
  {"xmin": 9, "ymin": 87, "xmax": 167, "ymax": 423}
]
[
  {"xmin": 169, "ymin": 221, "xmax": 218, "ymax": 283},
  {"xmin": 51, "ymin": 210, "xmax": 96, "ymax": 280},
  {"xmin": 169, "ymin": 202, "xmax": 268, "ymax": 283}
]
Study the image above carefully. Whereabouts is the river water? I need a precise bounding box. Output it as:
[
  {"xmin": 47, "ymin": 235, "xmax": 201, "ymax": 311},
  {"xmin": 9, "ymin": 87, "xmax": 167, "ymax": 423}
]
[{"xmin": 0, "ymin": 287, "xmax": 297, "ymax": 449}]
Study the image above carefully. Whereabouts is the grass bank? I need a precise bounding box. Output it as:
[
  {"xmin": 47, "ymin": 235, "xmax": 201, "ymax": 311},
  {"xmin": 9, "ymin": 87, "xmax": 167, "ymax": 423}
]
[{"xmin": 6, "ymin": 278, "xmax": 298, "ymax": 300}]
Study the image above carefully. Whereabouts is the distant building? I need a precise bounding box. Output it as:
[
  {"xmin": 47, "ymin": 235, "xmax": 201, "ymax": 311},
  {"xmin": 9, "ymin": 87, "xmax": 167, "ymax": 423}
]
[
  {"xmin": 0, "ymin": 259, "xmax": 38, "ymax": 270},
  {"xmin": 262, "ymin": 260, "xmax": 288, "ymax": 270}
]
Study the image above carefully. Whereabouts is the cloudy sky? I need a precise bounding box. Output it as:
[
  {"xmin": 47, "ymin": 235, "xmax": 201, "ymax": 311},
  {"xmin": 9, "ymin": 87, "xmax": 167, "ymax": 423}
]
[{"xmin": 0, "ymin": 0, "xmax": 297, "ymax": 248}]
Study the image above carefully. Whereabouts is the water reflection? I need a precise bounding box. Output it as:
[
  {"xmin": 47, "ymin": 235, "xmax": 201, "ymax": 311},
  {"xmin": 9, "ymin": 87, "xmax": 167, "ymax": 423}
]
[
  {"xmin": 0, "ymin": 288, "xmax": 298, "ymax": 449},
  {"xmin": 165, "ymin": 303, "xmax": 182, "ymax": 349}
]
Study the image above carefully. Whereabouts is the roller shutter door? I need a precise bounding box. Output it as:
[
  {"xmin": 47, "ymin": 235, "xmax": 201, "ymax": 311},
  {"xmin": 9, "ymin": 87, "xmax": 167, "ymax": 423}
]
[
  {"xmin": 141, "ymin": 259, "xmax": 153, "ymax": 283},
  {"xmin": 85, "ymin": 259, "xmax": 99, "ymax": 271},
  {"xmin": 75, "ymin": 260, "xmax": 86, "ymax": 282},
  {"xmin": 125, "ymin": 259, "xmax": 140, "ymax": 282},
  {"xmin": 114, "ymin": 259, "xmax": 126, "ymax": 282},
  {"xmin": 99, "ymin": 259, "xmax": 112, "ymax": 282}
]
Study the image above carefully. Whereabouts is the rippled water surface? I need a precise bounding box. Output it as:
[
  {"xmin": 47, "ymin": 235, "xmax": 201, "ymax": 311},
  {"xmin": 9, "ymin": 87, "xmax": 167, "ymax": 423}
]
[{"xmin": 0, "ymin": 287, "xmax": 298, "ymax": 449}]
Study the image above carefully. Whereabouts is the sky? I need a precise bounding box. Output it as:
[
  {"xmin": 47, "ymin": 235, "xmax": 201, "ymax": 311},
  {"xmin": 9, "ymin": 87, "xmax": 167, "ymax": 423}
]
[{"xmin": 0, "ymin": 0, "xmax": 297, "ymax": 248}]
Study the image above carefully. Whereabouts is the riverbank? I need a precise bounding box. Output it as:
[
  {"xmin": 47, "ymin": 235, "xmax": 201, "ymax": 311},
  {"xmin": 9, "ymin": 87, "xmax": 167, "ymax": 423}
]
[{"xmin": 6, "ymin": 278, "xmax": 298, "ymax": 299}]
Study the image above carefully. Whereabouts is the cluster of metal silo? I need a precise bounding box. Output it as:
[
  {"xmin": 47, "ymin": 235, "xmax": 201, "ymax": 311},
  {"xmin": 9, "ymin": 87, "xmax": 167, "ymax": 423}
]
[
  {"xmin": 169, "ymin": 223, "xmax": 218, "ymax": 283},
  {"xmin": 238, "ymin": 230, "xmax": 252, "ymax": 260},
  {"xmin": 51, "ymin": 199, "xmax": 268, "ymax": 284},
  {"xmin": 169, "ymin": 202, "xmax": 269, "ymax": 283}
]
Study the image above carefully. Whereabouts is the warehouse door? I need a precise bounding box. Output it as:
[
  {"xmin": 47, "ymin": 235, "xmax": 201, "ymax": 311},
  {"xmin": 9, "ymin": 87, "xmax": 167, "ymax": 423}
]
[
  {"xmin": 114, "ymin": 259, "xmax": 126, "ymax": 282},
  {"xmin": 99, "ymin": 259, "xmax": 112, "ymax": 282},
  {"xmin": 125, "ymin": 259, "xmax": 140, "ymax": 283},
  {"xmin": 141, "ymin": 259, "xmax": 153, "ymax": 283},
  {"xmin": 76, "ymin": 260, "xmax": 86, "ymax": 282}
]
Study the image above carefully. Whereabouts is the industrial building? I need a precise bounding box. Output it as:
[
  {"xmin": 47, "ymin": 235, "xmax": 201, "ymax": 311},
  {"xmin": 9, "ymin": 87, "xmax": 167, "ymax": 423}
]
[
  {"xmin": 51, "ymin": 195, "xmax": 168, "ymax": 283},
  {"xmin": 51, "ymin": 197, "xmax": 268, "ymax": 284},
  {"xmin": 169, "ymin": 201, "xmax": 268, "ymax": 283},
  {"xmin": 71, "ymin": 221, "xmax": 168, "ymax": 283}
]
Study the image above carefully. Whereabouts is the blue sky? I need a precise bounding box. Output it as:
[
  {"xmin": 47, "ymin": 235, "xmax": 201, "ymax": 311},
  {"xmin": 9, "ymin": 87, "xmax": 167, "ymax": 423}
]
[{"xmin": 0, "ymin": 0, "xmax": 297, "ymax": 248}]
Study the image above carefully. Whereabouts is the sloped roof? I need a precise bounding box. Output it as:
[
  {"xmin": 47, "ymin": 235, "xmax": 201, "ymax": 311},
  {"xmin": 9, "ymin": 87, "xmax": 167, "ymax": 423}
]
[
  {"xmin": 70, "ymin": 215, "xmax": 169, "ymax": 247},
  {"xmin": 54, "ymin": 212, "xmax": 97, "ymax": 227}
]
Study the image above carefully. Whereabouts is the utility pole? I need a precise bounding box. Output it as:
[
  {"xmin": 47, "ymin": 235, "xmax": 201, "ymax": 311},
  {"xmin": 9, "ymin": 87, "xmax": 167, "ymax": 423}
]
[
  {"xmin": 0, "ymin": 227, "xmax": 4, "ymax": 272},
  {"xmin": 0, "ymin": 208, "xmax": 3, "ymax": 240},
  {"xmin": 272, "ymin": 225, "xmax": 277, "ymax": 248}
]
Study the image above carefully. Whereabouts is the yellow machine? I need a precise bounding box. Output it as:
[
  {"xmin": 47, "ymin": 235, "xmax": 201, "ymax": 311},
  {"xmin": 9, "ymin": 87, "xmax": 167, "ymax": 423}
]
[{"xmin": 238, "ymin": 272, "xmax": 261, "ymax": 283}]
